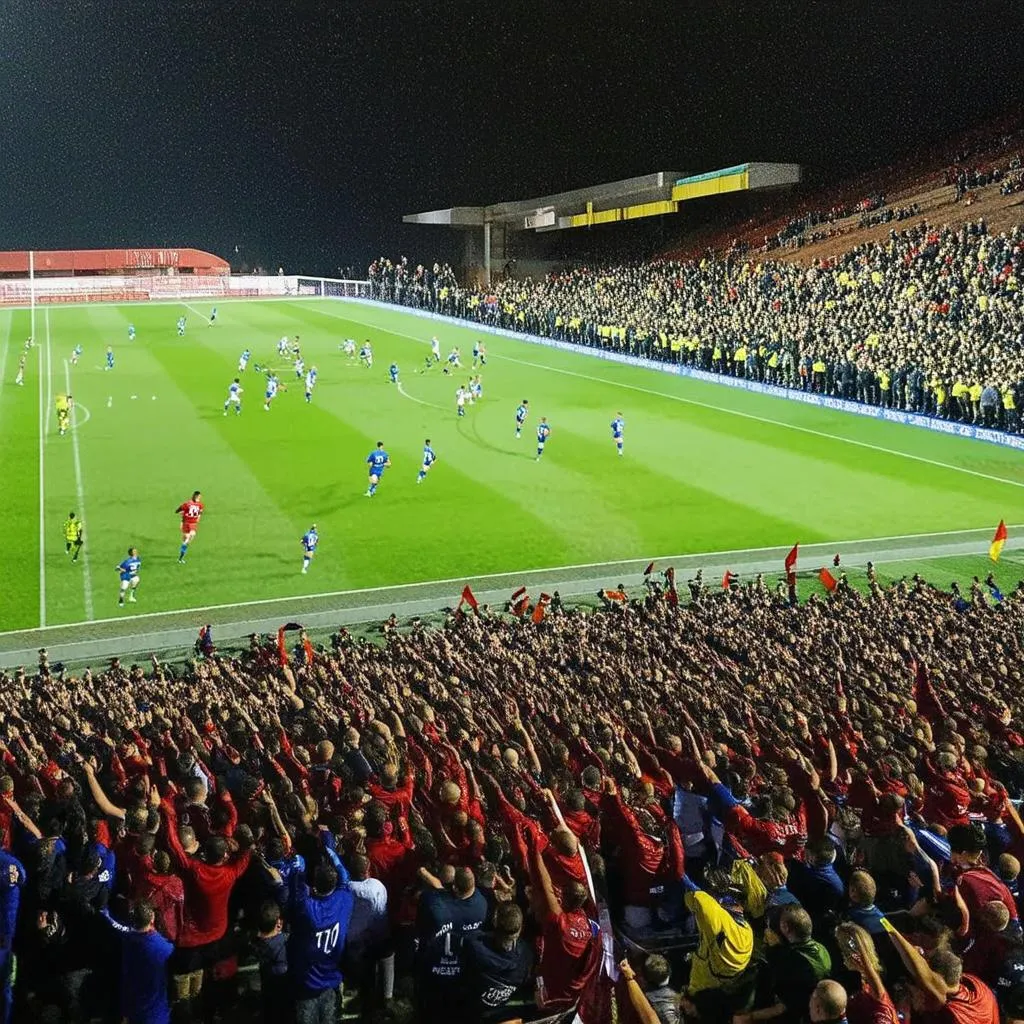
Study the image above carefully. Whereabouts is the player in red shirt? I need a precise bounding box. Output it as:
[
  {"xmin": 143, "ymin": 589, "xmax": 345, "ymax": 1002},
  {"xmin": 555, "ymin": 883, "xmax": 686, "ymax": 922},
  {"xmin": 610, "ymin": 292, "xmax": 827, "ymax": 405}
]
[{"xmin": 175, "ymin": 490, "xmax": 204, "ymax": 564}]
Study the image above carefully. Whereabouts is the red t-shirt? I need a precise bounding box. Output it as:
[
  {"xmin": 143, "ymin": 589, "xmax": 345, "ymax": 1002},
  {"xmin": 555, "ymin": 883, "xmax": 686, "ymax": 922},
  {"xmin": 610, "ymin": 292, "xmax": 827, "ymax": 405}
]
[
  {"xmin": 537, "ymin": 908, "xmax": 599, "ymax": 1009},
  {"xmin": 955, "ymin": 866, "xmax": 1019, "ymax": 924},
  {"xmin": 177, "ymin": 499, "xmax": 204, "ymax": 528},
  {"xmin": 847, "ymin": 985, "xmax": 901, "ymax": 1024},
  {"xmin": 919, "ymin": 975, "xmax": 1000, "ymax": 1024}
]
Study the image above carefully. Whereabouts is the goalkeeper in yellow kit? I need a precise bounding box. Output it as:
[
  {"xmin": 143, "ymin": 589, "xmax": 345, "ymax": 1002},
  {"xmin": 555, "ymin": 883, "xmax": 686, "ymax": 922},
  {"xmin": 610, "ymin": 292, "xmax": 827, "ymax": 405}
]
[
  {"xmin": 63, "ymin": 512, "xmax": 83, "ymax": 563},
  {"xmin": 55, "ymin": 393, "xmax": 71, "ymax": 436}
]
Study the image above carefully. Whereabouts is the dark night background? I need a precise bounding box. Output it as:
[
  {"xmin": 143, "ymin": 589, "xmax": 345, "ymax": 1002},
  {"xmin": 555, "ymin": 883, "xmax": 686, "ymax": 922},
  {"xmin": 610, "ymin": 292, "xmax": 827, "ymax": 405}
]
[{"xmin": 0, "ymin": 1, "xmax": 1022, "ymax": 275}]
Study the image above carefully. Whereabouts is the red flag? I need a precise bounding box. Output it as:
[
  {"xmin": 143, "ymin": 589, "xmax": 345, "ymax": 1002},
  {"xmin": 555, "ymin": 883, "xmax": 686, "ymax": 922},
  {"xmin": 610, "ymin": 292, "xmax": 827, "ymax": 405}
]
[
  {"xmin": 531, "ymin": 593, "xmax": 551, "ymax": 624},
  {"xmin": 276, "ymin": 627, "xmax": 290, "ymax": 667},
  {"xmin": 302, "ymin": 633, "xmax": 316, "ymax": 664},
  {"xmin": 601, "ymin": 589, "xmax": 628, "ymax": 603},
  {"xmin": 818, "ymin": 568, "xmax": 837, "ymax": 592},
  {"xmin": 722, "ymin": 571, "xmax": 736, "ymax": 590},
  {"xmin": 643, "ymin": 561, "xmax": 656, "ymax": 576},
  {"xmin": 664, "ymin": 566, "xmax": 679, "ymax": 605},
  {"xmin": 510, "ymin": 586, "xmax": 527, "ymax": 602},
  {"xmin": 784, "ymin": 543, "xmax": 799, "ymax": 573},
  {"xmin": 911, "ymin": 661, "xmax": 946, "ymax": 723},
  {"xmin": 458, "ymin": 585, "xmax": 480, "ymax": 614}
]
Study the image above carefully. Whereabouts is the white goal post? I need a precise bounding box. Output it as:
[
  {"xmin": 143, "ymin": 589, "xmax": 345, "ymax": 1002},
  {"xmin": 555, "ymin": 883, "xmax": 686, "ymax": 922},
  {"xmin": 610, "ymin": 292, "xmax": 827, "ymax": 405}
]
[{"xmin": 294, "ymin": 277, "xmax": 372, "ymax": 299}]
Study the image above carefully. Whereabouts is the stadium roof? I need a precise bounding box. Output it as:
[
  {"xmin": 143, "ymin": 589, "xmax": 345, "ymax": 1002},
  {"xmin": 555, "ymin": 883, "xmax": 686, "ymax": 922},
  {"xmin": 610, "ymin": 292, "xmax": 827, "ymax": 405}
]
[
  {"xmin": 404, "ymin": 163, "xmax": 801, "ymax": 233},
  {"xmin": 0, "ymin": 248, "xmax": 230, "ymax": 276}
]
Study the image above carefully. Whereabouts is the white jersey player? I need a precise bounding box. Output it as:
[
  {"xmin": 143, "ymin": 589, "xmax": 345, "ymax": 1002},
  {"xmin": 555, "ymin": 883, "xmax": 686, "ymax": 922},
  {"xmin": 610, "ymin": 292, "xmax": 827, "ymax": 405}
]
[
  {"xmin": 264, "ymin": 374, "xmax": 280, "ymax": 411},
  {"xmin": 224, "ymin": 378, "xmax": 243, "ymax": 415},
  {"xmin": 277, "ymin": 336, "xmax": 289, "ymax": 356},
  {"xmin": 238, "ymin": 348, "xmax": 251, "ymax": 372},
  {"xmin": 430, "ymin": 336, "xmax": 441, "ymax": 362}
]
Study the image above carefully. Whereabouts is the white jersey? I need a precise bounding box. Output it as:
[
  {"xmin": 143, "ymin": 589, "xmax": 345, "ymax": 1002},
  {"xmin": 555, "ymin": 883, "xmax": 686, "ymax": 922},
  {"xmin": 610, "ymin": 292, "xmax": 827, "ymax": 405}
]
[
  {"xmin": 277, "ymin": 336, "xmax": 289, "ymax": 355},
  {"xmin": 343, "ymin": 339, "xmax": 356, "ymax": 355},
  {"xmin": 456, "ymin": 388, "xmax": 467, "ymax": 408},
  {"xmin": 226, "ymin": 382, "xmax": 242, "ymax": 403},
  {"xmin": 431, "ymin": 337, "xmax": 441, "ymax": 358},
  {"xmin": 266, "ymin": 378, "xmax": 279, "ymax": 398},
  {"xmin": 295, "ymin": 357, "xmax": 304, "ymax": 377},
  {"xmin": 305, "ymin": 370, "xmax": 316, "ymax": 391},
  {"xmin": 239, "ymin": 351, "xmax": 250, "ymax": 369}
]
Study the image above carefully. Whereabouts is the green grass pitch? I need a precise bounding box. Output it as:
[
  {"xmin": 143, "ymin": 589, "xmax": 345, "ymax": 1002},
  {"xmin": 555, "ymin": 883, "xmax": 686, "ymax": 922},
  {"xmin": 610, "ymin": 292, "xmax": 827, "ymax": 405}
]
[{"xmin": 1, "ymin": 298, "xmax": 1023, "ymax": 633}]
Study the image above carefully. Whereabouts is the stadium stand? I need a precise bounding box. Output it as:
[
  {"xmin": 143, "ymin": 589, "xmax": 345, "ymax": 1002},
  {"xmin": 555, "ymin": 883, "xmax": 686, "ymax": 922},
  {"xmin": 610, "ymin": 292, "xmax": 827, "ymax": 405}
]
[
  {"xmin": 378, "ymin": 143, "xmax": 1024, "ymax": 434},
  {"xmin": 2, "ymin": 572, "xmax": 1024, "ymax": 1023}
]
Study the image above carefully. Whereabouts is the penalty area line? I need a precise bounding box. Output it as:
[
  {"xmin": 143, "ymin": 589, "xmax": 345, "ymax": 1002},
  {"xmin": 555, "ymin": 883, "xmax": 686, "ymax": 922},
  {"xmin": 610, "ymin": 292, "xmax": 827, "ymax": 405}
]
[
  {"xmin": 320, "ymin": 305, "xmax": 1024, "ymax": 493},
  {"xmin": 2, "ymin": 523, "xmax": 1021, "ymax": 638},
  {"xmin": 65, "ymin": 359, "xmax": 94, "ymax": 621}
]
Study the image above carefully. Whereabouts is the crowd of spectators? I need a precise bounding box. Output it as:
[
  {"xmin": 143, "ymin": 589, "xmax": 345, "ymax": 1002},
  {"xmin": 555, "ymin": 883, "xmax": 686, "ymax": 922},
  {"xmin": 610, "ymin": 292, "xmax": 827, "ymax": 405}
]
[
  {"xmin": 765, "ymin": 196, "xmax": 887, "ymax": 253},
  {"xmin": 3, "ymin": 568, "xmax": 1024, "ymax": 1023},
  {"xmin": 377, "ymin": 214, "xmax": 1024, "ymax": 434}
]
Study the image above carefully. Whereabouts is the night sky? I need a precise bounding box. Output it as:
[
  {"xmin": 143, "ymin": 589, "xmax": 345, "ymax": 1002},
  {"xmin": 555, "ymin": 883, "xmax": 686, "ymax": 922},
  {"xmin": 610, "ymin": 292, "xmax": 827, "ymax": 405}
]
[{"xmin": 0, "ymin": 1, "xmax": 1022, "ymax": 274}]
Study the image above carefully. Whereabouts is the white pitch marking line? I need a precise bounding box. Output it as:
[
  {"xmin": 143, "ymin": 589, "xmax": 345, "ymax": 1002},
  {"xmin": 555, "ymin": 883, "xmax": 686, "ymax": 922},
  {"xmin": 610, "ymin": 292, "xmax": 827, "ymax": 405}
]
[
  {"xmin": 64, "ymin": 359, "xmax": 94, "ymax": 621},
  {"xmin": 0, "ymin": 311, "xmax": 11, "ymax": 394},
  {"xmin": 2, "ymin": 523, "xmax": 1020, "ymax": 637},
  {"xmin": 37, "ymin": 317, "xmax": 47, "ymax": 626},
  {"xmin": 396, "ymin": 381, "xmax": 446, "ymax": 411},
  {"xmin": 181, "ymin": 302, "xmax": 211, "ymax": 322},
  {"xmin": 322, "ymin": 305, "xmax": 1024, "ymax": 492}
]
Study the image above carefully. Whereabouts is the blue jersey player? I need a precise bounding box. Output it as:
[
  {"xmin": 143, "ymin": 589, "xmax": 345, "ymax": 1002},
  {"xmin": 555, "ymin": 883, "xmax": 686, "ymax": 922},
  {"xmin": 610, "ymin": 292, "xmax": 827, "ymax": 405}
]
[
  {"xmin": 536, "ymin": 417, "xmax": 551, "ymax": 461},
  {"xmin": 515, "ymin": 399, "xmax": 529, "ymax": 438},
  {"xmin": 388, "ymin": 362, "xmax": 400, "ymax": 384},
  {"xmin": 116, "ymin": 546, "xmax": 141, "ymax": 606},
  {"xmin": 238, "ymin": 348, "xmax": 251, "ymax": 372},
  {"xmin": 209, "ymin": 305, "xmax": 218, "ymax": 325},
  {"xmin": 611, "ymin": 412, "xmax": 625, "ymax": 456},
  {"xmin": 71, "ymin": 343, "xmax": 82, "ymax": 366},
  {"xmin": 105, "ymin": 346, "xmax": 114, "ymax": 371},
  {"xmin": 365, "ymin": 441, "xmax": 390, "ymax": 497},
  {"xmin": 127, "ymin": 323, "xmax": 136, "ymax": 341},
  {"xmin": 177, "ymin": 316, "xmax": 186, "ymax": 337},
  {"xmin": 301, "ymin": 524, "xmax": 318, "ymax": 574},
  {"xmin": 305, "ymin": 366, "xmax": 317, "ymax": 403},
  {"xmin": 417, "ymin": 439, "xmax": 437, "ymax": 484}
]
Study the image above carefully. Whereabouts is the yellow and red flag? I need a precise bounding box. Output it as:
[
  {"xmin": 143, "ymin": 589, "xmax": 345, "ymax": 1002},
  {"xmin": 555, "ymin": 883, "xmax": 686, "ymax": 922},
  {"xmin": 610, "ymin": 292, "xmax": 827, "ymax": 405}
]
[{"xmin": 990, "ymin": 520, "xmax": 1008, "ymax": 562}]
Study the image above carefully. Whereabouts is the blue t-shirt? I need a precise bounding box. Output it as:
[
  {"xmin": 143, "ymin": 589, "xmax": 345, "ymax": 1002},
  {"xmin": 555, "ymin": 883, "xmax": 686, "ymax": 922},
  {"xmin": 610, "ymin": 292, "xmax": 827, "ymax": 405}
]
[
  {"xmin": 302, "ymin": 530, "xmax": 319, "ymax": 553},
  {"xmin": 0, "ymin": 851, "xmax": 25, "ymax": 946},
  {"xmin": 417, "ymin": 888, "xmax": 488, "ymax": 989},
  {"xmin": 119, "ymin": 556, "xmax": 141, "ymax": 581},
  {"xmin": 461, "ymin": 931, "xmax": 534, "ymax": 1022},
  {"xmin": 367, "ymin": 450, "xmax": 389, "ymax": 473},
  {"xmin": 121, "ymin": 928, "xmax": 174, "ymax": 1024},
  {"xmin": 288, "ymin": 881, "xmax": 355, "ymax": 995}
]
